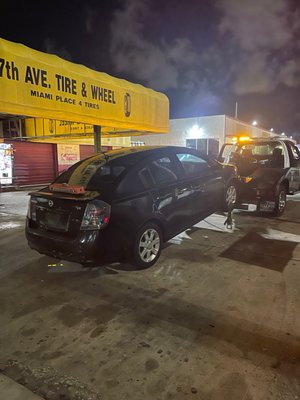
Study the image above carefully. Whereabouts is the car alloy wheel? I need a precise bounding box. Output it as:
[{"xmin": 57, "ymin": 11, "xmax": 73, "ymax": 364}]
[{"xmin": 133, "ymin": 223, "xmax": 162, "ymax": 268}]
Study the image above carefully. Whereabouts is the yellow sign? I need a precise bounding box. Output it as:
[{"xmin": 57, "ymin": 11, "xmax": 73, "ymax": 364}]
[
  {"xmin": 0, "ymin": 38, "xmax": 169, "ymax": 133},
  {"xmin": 57, "ymin": 144, "xmax": 80, "ymax": 165},
  {"xmin": 25, "ymin": 118, "xmax": 94, "ymax": 136}
]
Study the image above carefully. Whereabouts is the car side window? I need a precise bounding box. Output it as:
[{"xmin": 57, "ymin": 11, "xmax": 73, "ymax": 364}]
[
  {"xmin": 117, "ymin": 169, "xmax": 146, "ymax": 197},
  {"xmin": 139, "ymin": 167, "xmax": 155, "ymax": 189},
  {"xmin": 176, "ymin": 153, "xmax": 208, "ymax": 177},
  {"xmin": 148, "ymin": 157, "xmax": 178, "ymax": 185}
]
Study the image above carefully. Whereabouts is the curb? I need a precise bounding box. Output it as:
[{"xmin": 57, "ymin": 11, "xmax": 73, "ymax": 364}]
[{"xmin": 0, "ymin": 373, "xmax": 45, "ymax": 400}]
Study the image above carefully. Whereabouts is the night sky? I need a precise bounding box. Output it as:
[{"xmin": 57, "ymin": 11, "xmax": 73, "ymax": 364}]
[{"xmin": 1, "ymin": 0, "xmax": 300, "ymax": 140}]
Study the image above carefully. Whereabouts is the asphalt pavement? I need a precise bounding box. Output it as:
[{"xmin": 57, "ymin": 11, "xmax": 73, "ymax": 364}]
[{"xmin": 0, "ymin": 191, "xmax": 300, "ymax": 400}]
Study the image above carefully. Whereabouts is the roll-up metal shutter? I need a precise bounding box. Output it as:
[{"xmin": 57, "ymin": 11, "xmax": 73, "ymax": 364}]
[{"xmin": 6, "ymin": 141, "xmax": 58, "ymax": 185}]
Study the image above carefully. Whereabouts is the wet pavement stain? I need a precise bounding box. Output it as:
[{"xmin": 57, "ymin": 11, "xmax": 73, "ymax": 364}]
[
  {"xmin": 42, "ymin": 350, "xmax": 64, "ymax": 360},
  {"xmin": 21, "ymin": 327, "xmax": 36, "ymax": 336},
  {"xmin": 208, "ymin": 372, "xmax": 252, "ymax": 400},
  {"xmin": 90, "ymin": 325, "xmax": 106, "ymax": 338},
  {"xmin": 145, "ymin": 358, "xmax": 159, "ymax": 371},
  {"xmin": 167, "ymin": 248, "xmax": 214, "ymax": 263},
  {"xmin": 55, "ymin": 303, "xmax": 118, "ymax": 327}
]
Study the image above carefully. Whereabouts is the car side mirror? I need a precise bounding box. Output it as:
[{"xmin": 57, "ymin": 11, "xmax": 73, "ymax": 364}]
[{"xmin": 208, "ymin": 160, "xmax": 222, "ymax": 169}]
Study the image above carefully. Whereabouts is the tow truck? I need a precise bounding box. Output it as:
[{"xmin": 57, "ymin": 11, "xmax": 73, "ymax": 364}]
[{"xmin": 218, "ymin": 136, "xmax": 300, "ymax": 216}]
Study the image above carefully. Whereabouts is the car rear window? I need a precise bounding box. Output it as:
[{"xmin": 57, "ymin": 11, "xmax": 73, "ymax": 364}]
[{"xmin": 55, "ymin": 156, "xmax": 127, "ymax": 191}]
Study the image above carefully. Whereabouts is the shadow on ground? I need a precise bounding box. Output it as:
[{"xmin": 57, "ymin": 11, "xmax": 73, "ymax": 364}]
[{"xmin": 220, "ymin": 231, "xmax": 297, "ymax": 272}]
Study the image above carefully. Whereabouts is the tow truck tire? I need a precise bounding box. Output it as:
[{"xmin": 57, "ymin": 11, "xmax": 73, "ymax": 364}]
[
  {"xmin": 222, "ymin": 183, "xmax": 238, "ymax": 212},
  {"xmin": 272, "ymin": 185, "xmax": 287, "ymax": 217}
]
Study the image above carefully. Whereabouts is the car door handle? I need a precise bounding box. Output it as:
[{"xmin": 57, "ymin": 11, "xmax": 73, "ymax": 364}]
[
  {"xmin": 191, "ymin": 184, "xmax": 205, "ymax": 192},
  {"xmin": 176, "ymin": 188, "xmax": 189, "ymax": 195}
]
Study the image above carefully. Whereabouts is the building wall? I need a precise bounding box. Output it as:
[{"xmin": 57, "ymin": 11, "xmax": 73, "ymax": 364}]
[
  {"xmin": 135, "ymin": 115, "xmax": 226, "ymax": 147},
  {"xmin": 225, "ymin": 116, "xmax": 273, "ymax": 139},
  {"xmin": 135, "ymin": 115, "xmax": 274, "ymax": 152}
]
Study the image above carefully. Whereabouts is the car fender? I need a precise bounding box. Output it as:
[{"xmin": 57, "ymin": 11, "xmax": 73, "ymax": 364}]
[{"xmin": 136, "ymin": 215, "xmax": 167, "ymax": 242}]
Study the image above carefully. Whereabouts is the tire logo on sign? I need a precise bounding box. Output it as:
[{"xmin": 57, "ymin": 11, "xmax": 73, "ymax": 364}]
[
  {"xmin": 48, "ymin": 200, "xmax": 54, "ymax": 207},
  {"xmin": 49, "ymin": 119, "xmax": 55, "ymax": 133},
  {"xmin": 124, "ymin": 93, "xmax": 131, "ymax": 117}
]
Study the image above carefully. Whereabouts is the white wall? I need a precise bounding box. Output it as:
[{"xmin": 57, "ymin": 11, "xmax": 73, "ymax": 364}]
[
  {"xmin": 225, "ymin": 116, "xmax": 274, "ymax": 139},
  {"xmin": 135, "ymin": 115, "xmax": 226, "ymax": 147},
  {"xmin": 134, "ymin": 115, "xmax": 275, "ymax": 150}
]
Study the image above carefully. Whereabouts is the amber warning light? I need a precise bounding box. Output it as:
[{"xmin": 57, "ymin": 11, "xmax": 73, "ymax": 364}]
[
  {"xmin": 231, "ymin": 136, "xmax": 251, "ymax": 143},
  {"xmin": 49, "ymin": 183, "xmax": 86, "ymax": 194}
]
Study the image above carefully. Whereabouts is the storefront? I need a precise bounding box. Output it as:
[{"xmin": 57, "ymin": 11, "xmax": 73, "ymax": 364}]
[
  {"xmin": 0, "ymin": 140, "xmax": 112, "ymax": 187},
  {"xmin": 0, "ymin": 38, "xmax": 169, "ymax": 187}
]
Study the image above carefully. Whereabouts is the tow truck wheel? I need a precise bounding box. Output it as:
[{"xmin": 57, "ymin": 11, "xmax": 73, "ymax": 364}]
[
  {"xmin": 272, "ymin": 185, "xmax": 287, "ymax": 217},
  {"xmin": 223, "ymin": 183, "xmax": 237, "ymax": 211}
]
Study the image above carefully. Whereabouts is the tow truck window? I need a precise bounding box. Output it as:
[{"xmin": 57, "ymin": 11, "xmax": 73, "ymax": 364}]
[
  {"xmin": 240, "ymin": 143, "xmax": 283, "ymax": 156},
  {"xmin": 290, "ymin": 144, "xmax": 300, "ymax": 160},
  {"xmin": 220, "ymin": 144, "xmax": 237, "ymax": 162}
]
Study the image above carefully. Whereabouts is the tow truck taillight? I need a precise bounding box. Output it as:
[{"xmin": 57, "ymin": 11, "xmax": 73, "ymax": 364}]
[
  {"xmin": 80, "ymin": 200, "xmax": 111, "ymax": 230},
  {"xmin": 28, "ymin": 197, "xmax": 37, "ymax": 221}
]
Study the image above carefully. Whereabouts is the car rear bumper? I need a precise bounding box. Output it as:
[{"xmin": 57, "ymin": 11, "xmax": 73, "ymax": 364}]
[{"xmin": 25, "ymin": 218, "xmax": 105, "ymax": 265}]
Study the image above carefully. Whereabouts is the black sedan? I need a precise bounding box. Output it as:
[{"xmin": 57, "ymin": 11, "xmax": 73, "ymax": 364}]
[{"xmin": 26, "ymin": 146, "xmax": 237, "ymax": 268}]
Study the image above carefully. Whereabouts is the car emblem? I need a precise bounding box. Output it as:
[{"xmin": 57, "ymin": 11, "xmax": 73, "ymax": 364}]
[{"xmin": 48, "ymin": 200, "xmax": 54, "ymax": 207}]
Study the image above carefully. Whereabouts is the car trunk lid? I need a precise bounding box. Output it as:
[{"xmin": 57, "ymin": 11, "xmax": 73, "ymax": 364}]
[{"xmin": 29, "ymin": 190, "xmax": 99, "ymax": 235}]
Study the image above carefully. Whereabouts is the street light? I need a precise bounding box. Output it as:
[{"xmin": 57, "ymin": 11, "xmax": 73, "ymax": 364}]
[
  {"xmin": 252, "ymin": 120, "xmax": 258, "ymax": 126},
  {"xmin": 270, "ymin": 128, "xmax": 274, "ymax": 132}
]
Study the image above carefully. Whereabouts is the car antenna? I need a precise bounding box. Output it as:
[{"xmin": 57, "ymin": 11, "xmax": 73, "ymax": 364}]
[{"xmin": 99, "ymin": 150, "xmax": 110, "ymax": 162}]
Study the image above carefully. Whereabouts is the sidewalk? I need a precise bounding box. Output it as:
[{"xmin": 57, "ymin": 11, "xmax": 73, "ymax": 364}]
[
  {"xmin": 0, "ymin": 191, "xmax": 29, "ymax": 217},
  {"xmin": 0, "ymin": 374, "xmax": 44, "ymax": 400}
]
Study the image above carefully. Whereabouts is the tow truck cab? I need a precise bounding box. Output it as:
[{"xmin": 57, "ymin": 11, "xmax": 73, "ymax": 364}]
[{"xmin": 218, "ymin": 137, "xmax": 300, "ymax": 216}]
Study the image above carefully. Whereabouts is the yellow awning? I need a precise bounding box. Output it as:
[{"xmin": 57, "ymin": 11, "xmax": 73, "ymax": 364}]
[{"xmin": 0, "ymin": 38, "xmax": 169, "ymax": 133}]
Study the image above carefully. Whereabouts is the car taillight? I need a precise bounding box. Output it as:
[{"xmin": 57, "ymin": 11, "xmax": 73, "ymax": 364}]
[
  {"xmin": 28, "ymin": 198, "xmax": 37, "ymax": 221},
  {"xmin": 80, "ymin": 200, "xmax": 111, "ymax": 230}
]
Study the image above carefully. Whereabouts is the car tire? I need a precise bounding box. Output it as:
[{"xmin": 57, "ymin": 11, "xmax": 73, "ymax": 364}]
[
  {"xmin": 272, "ymin": 185, "xmax": 287, "ymax": 217},
  {"xmin": 223, "ymin": 183, "xmax": 238, "ymax": 211},
  {"xmin": 132, "ymin": 223, "xmax": 162, "ymax": 268}
]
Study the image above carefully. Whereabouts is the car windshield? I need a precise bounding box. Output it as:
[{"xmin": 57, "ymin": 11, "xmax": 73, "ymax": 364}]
[{"xmin": 55, "ymin": 154, "xmax": 127, "ymax": 191}]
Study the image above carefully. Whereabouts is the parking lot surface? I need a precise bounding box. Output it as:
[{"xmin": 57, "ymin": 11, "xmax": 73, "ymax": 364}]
[{"xmin": 0, "ymin": 191, "xmax": 300, "ymax": 400}]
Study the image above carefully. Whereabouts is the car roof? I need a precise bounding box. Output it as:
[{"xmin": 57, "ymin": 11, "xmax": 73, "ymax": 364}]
[{"xmin": 86, "ymin": 145, "xmax": 199, "ymax": 165}]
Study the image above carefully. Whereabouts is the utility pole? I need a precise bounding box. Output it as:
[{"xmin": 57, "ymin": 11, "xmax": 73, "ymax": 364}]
[{"xmin": 235, "ymin": 102, "xmax": 238, "ymax": 119}]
